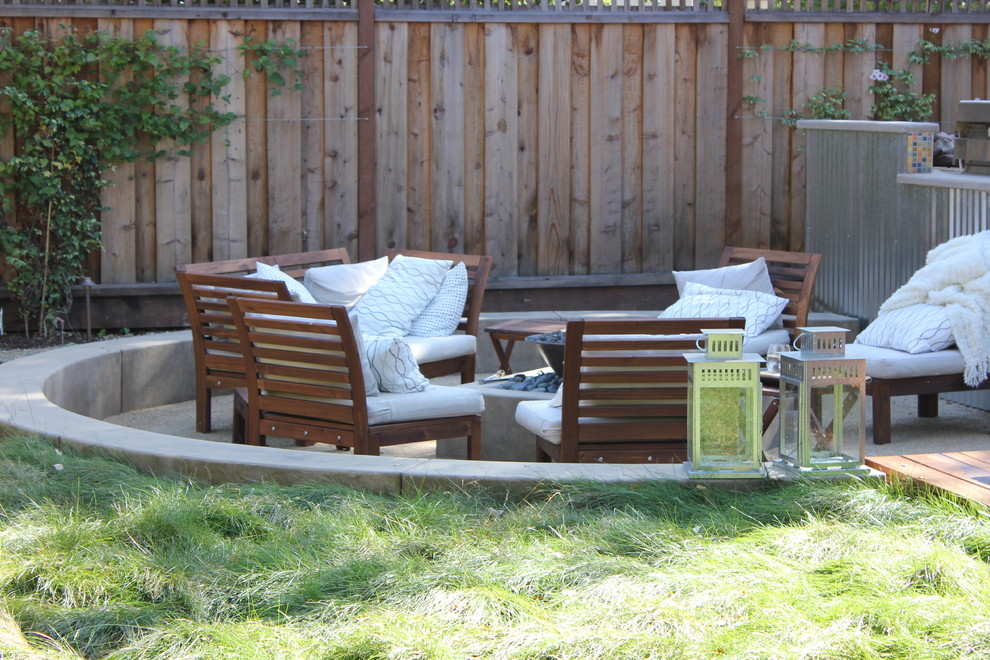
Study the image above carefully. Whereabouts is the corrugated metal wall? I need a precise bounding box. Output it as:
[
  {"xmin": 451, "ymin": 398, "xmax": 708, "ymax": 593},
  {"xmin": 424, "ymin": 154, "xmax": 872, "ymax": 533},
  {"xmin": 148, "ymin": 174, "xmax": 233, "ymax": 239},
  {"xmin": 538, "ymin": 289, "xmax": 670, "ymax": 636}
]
[{"xmin": 802, "ymin": 121, "xmax": 940, "ymax": 327}]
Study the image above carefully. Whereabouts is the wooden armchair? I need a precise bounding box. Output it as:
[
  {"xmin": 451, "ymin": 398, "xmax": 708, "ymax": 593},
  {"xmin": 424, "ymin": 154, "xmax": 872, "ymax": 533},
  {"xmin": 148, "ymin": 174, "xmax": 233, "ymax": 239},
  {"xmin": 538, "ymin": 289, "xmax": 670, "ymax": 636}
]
[
  {"xmin": 719, "ymin": 247, "xmax": 823, "ymax": 339},
  {"xmin": 175, "ymin": 272, "xmax": 293, "ymax": 432},
  {"xmin": 227, "ymin": 297, "xmax": 483, "ymax": 457},
  {"xmin": 515, "ymin": 317, "xmax": 746, "ymax": 464},
  {"xmin": 385, "ymin": 248, "xmax": 494, "ymax": 383}
]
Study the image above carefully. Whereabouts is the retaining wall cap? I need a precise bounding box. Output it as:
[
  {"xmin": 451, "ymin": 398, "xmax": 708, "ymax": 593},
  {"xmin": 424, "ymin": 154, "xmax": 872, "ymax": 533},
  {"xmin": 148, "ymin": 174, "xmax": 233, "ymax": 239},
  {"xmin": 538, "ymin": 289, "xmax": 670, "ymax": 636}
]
[{"xmin": 0, "ymin": 332, "xmax": 696, "ymax": 493}]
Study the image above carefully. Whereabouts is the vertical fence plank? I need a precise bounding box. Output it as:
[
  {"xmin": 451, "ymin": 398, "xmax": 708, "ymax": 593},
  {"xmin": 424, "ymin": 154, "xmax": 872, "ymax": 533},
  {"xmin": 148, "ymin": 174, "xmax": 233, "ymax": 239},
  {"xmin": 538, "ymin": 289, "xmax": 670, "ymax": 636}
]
[
  {"xmin": 972, "ymin": 25, "xmax": 988, "ymax": 102},
  {"xmin": 642, "ymin": 24, "xmax": 675, "ymax": 274},
  {"xmin": 789, "ymin": 22, "xmax": 824, "ymax": 252},
  {"xmin": 589, "ymin": 24, "xmax": 623, "ymax": 275},
  {"xmin": 245, "ymin": 19, "xmax": 269, "ymax": 257},
  {"xmin": 741, "ymin": 22, "xmax": 772, "ymax": 249},
  {"xmin": 407, "ymin": 22, "xmax": 432, "ymax": 251},
  {"xmin": 300, "ymin": 22, "xmax": 325, "ymax": 251},
  {"xmin": 695, "ymin": 23, "xmax": 727, "ymax": 266},
  {"xmin": 210, "ymin": 19, "xmax": 248, "ymax": 262},
  {"xmin": 673, "ymin": 24, "xmax": 697, "ymax": 269},
  {"xmin": 432, "ymin": 23, "xmax": 467, "ymax": 257},
  {"xmin": 621, "ymin": 24, "xmax": 643, "ymax": 274},
  {"xmin": 517, "ymin": 23, "xmax": 539, "ymax": 276},
  {"xmin": 98, "ymin": 18, "xmax": 136, "ymax": 284},
  {"xmin": 153, "ymin": 18, "xmax": 192, "ymax": 281},
  {"xmin": 843, "ymin": 23, "xmax": 875, "ymax": 118},
  {"xmin": 483, "ymin": 24, "xmax": 517, "ymax": 275},
  {"xmin": 892, "ymin": 24, "xmax": 923, "ymax": 95},
  {"xmin": 570, "ymin": 24, "xmax": 591, "ymax": 276},
  {"xmin": 324, "ymin": 20, "xmax": 358, "ymax": 255},
  {"xmin": 377, "ymin": 21, "xmax": 408, "ymax": 252},
  {"xmin": 188, "ymin": 19, "xmax": 213, "ymax": 265},
  {"xmin": 463, "ymin": 23, "xmax": 485, "ymax": 257},
  {"xmin": 134, "ymin": 18, "xmax": 157, "ymax": 282},
  {"xmin": 538, "ymin": 23, "xmax": 572, "ymax": 276},
  {"xmin": 769, "ymin": 22, "xmax": 793, "ymax": 251},
  {"xmin": 941, "ymin": 24, "xmax": 972, "ymax": 129},
  {"xmin": 823, "ymin": 22, "xmax": 845, "ymax": 89},
  {"xmin": 266, "ymin": 21, "xmax": 302, "ymax": 256}
]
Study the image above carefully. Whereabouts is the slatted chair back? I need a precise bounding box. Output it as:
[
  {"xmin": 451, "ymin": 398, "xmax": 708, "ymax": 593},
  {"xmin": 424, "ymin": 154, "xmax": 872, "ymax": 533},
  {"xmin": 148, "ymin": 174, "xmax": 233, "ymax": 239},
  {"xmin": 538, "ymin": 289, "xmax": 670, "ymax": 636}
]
[
  {"xmin": 175, "ymin": 272, "xmax": 293, "ymax": 433},
  {"xmin": 228, "ymin": 297, "xmax": 483, "ymax": 457},
  {"xmin": 385, "ymin": 248, "xmax": 494, "ymax": 382},
  {"xmin": 546, "ymin": 317, "xmax": 746, "ymax": 464},
  {"xmin": 719, "ymin": 247, "xmax": 823, "ymax": 339},
  {"xmin": 174, "ymin": 248, "xmax": 352, "ymax": 279}
]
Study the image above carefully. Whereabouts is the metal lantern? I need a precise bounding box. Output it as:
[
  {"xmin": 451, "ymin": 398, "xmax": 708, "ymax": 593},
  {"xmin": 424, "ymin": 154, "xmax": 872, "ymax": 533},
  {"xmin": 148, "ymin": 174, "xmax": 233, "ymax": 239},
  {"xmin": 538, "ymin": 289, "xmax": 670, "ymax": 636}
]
[
  {"xmin": 777, "ymin": 326, "xmax": 867, "ymax": 474},
  {"xmin": 685, "ymin": 329, "xmax": 765, "ymax": 479}
]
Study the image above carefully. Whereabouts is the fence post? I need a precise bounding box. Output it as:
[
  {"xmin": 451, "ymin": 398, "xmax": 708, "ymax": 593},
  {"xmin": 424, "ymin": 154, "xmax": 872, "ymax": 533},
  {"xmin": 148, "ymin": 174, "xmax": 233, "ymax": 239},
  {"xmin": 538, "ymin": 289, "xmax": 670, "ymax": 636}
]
[
  {"xmin": 357, "ymin": 0, "xmax": 377, "ymax": 261},
  {"xmin": 725, "ymin": 0, "xmax": 744, "ymax": 248}
]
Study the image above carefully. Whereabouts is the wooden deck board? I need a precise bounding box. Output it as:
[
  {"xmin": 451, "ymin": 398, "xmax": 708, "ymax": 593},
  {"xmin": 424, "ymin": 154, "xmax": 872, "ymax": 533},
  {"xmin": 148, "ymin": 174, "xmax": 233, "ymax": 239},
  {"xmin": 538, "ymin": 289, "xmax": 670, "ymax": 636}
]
[{"xmin": 867, "ymin": 453, "xmax": 990, "ymax": 506}]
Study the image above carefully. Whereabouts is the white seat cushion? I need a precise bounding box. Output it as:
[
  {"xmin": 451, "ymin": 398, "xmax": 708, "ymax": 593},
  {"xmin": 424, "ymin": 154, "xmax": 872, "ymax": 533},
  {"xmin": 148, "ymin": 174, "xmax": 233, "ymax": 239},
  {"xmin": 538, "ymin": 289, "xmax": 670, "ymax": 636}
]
[
  {"xmin": 846, "ymin": 343, "xmax": 966, "ymax": 380},
  {"xmin": 515, "ymin": 400, "xmax": 563, "ymax": 445},
  {"xmin": 404, "ymin": 334, "xmax": 476, "ymax": 364},
  {"xmin": 367, "ymin": 384, "xmax": 484, "ymax": 426}
]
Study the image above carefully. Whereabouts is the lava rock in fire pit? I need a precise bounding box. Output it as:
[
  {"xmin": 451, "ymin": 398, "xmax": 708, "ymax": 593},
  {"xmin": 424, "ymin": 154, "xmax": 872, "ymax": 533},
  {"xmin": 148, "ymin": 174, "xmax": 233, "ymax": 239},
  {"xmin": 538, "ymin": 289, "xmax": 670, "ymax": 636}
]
[{"xmin": 497, "ymin": 371, "xmax": 562, "ymax": 393}]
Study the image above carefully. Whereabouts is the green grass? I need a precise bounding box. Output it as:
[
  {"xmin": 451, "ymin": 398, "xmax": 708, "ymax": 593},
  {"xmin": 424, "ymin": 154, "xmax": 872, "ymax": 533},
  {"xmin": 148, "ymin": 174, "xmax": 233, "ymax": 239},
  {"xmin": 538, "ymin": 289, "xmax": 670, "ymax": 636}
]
[{"xmin": 3, "ymin": 434, "xmax": 990, "ymax": 659}]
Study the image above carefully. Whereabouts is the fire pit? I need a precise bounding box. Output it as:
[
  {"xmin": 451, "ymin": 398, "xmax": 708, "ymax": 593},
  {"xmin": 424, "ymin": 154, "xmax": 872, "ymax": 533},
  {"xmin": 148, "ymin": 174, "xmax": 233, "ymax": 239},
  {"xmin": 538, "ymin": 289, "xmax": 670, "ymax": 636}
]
[{"xmin": 524, "ymin": 331, "xmax": 565, "ymax": 376}]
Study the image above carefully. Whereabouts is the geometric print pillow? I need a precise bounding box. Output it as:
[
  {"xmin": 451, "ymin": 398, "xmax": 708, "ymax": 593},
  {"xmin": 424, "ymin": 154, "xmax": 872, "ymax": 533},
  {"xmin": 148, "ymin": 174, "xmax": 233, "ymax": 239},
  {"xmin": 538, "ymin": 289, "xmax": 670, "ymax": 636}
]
[
  {"xmin": 854, "ymin": 303, "xmax": 955, "ymax": 354},
  {"xmin": 408, "ymin": 262, "xmax": 468, "ymax": 337},
  {"xmin": 252, "ymin": 262, "xmax": 319, "ymax": 304},
  {"xmin": 363, "ymin": 335, "xmax": 430, "ymax": 393},
  {"xmin": 659, "ymin": 282, "xmax": 788, "ymax": 338},
  {"xmin": 352, "ymin": 255, "xmax": 452, "ymax": 337}
]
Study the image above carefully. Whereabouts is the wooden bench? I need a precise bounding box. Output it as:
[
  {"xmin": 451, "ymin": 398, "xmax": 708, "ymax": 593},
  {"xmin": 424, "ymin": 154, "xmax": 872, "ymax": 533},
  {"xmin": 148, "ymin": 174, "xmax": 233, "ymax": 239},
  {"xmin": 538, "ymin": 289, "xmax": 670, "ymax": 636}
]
[
  {"xmin": 176, "ymin": 248, "xmax": 493, "ymax": 431},
  {"xmin": 515, "ymin": 317, "xmax": 746, "ymax": 464}
]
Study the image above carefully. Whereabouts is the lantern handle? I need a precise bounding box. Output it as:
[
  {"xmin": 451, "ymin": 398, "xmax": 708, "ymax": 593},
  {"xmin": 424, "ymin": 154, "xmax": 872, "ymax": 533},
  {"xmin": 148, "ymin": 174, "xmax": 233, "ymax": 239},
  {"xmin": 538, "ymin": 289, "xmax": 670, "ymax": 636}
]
[
  {"xmin": 793, "ymin": 332, "xmax": 809, "ymax": 351},
  {"xmin": 695, "ymin": 336, "xmax": 706, "ymax": 352}
]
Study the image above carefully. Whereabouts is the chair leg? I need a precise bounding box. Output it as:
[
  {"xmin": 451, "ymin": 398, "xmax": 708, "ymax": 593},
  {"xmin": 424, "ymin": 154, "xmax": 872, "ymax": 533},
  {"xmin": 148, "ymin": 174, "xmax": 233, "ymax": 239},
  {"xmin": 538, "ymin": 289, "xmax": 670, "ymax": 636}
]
[
  {"xmin": 918, "ymin": 393, "xmax": 940, "ymax": 418},
  {"xmin": 232, "ymin": 389, "xmax": 246, "ymax": 444},
  {"xmin": 466, "ymin": 419, "xmax": 482, "ymax": 460},
  {"xmin": 870, "ymin": 384, "xmax": 893, "ymax": 445},
  {"xmin": 196, "ymin": 381, "xmax": 212, "ymax": 434},
  {"xmin": 460, "ymin": 355, "xmax": 476, "ymax": 384}
]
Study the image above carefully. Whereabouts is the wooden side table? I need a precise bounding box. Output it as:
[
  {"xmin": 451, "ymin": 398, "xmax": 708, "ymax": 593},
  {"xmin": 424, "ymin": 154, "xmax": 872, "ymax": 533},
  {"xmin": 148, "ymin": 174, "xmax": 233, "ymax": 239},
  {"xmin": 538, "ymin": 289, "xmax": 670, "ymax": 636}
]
[{"xmin": 484, "ymin": 319, "xmax": 565, "ymax": 374}]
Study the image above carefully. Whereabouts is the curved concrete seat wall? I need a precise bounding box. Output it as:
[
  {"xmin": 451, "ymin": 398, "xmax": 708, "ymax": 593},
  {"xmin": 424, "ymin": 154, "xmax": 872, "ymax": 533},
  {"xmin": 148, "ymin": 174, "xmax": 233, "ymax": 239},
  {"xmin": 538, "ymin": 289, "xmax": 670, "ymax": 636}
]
[{"xmin": 0, "ymin": 332, "xmax": 691, "ymax": 494}]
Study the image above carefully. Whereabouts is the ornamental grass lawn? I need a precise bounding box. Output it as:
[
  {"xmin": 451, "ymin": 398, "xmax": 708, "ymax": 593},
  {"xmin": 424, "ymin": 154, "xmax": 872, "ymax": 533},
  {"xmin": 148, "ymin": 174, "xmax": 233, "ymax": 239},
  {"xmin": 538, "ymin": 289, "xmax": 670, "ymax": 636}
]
[{"xmin": 3, "ymin": 433, "xmax": 990, "ymax": 659}]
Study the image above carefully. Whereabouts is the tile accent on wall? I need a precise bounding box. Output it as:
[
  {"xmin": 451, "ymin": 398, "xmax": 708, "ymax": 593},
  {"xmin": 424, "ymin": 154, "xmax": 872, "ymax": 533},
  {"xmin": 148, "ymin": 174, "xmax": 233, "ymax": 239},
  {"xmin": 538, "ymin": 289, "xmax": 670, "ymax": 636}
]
[{"xmin": 906, "ymin": 132, "xmax": 933, "ymax": 173}]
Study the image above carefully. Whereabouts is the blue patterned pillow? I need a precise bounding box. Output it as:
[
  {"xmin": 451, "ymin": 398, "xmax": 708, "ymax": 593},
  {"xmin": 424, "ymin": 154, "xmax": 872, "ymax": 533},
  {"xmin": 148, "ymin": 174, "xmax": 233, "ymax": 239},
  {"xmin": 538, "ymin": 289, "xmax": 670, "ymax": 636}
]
[
  {"xmin": 353, "ymin": 255, "xmax": 451, "ymax": 337},
  {"xmin": 409, "ymin": 262, "xmax": 468, "ymax": 337},
  {"xmin": 252, "ymin": 262, "xmax": 319, "ymax": 304},
  {"xmin": 660, "ymin": 282, "xmax": 788, "ymax": 338},
  {"xmin": 854, "ymin": 303, "xmax": 955, "ymax": 353},
  {"xmin": 364, "ymin": 335, "xmax": 429, "ymax": 393}
]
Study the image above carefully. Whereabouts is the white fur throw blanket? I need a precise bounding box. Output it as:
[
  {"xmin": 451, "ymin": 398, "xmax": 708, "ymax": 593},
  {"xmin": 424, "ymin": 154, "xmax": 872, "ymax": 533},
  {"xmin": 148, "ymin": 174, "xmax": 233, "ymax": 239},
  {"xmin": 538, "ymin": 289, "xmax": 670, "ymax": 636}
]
[{"xmin": 880, "ymin": 230, "xmax": 990, "ymax": 386}]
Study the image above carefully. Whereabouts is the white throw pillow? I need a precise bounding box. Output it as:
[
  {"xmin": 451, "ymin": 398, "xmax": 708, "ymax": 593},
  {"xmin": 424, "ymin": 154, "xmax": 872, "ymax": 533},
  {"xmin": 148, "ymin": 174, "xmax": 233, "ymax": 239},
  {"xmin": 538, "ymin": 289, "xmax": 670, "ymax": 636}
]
[
  {"xmin": 854, "ymin": 303, "xmax": 955, "ymax": 354},
  {"xmin": 364, "ymin": 335, "xmax": 430, "ymax": 393},
  {"xmin": 409, "ymin": 262, "xmax": 468, "ymax": 337},
  {"xmin": 659, "ymin": 282, "xmax": 788, "ymax": 338},
  {"xmin": 673, "ymin": 257, "xmax": 775, "ymax": 297},
  {"xmin": 303, "ymin": 256, "xmax": 388, "ymax": 309},
  {"xmin": 352, "ymin": 255, "xmax": 451, "ymax": 337},
  {"xmin": 253, "ymin": 262, "xmax": 319, "ymax": 305}
]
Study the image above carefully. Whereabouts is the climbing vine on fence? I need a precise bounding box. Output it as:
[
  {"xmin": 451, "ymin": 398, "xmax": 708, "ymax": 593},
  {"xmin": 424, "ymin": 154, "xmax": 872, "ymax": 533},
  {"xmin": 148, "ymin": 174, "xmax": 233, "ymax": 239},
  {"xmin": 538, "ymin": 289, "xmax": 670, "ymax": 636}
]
[
  {"xmin": 0, "ymin": 26, "xmax": 305, "ymax": 337},
  {"xmin": 739, "ymin": 38, "xmax": 985, "ymax": 125}
]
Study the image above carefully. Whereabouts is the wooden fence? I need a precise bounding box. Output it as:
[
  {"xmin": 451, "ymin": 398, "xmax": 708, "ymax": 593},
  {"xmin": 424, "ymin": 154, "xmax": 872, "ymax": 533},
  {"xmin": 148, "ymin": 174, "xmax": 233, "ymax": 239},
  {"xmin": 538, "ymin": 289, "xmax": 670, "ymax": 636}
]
[{"xmin": 2, "ymin": 1, "xmax": 989, "ymax": 308}]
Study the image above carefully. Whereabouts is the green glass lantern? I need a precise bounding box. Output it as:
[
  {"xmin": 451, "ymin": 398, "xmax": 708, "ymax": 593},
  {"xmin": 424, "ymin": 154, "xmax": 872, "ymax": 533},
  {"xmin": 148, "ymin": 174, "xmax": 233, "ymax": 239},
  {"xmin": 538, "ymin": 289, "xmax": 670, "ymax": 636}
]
[
  {"xmin": 685, "ymin": 329, "xmax": 765, "ymax": 479},
  {"xmin": 777, "ymin": 326, "xmax": 867, "ymax": 474}
]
